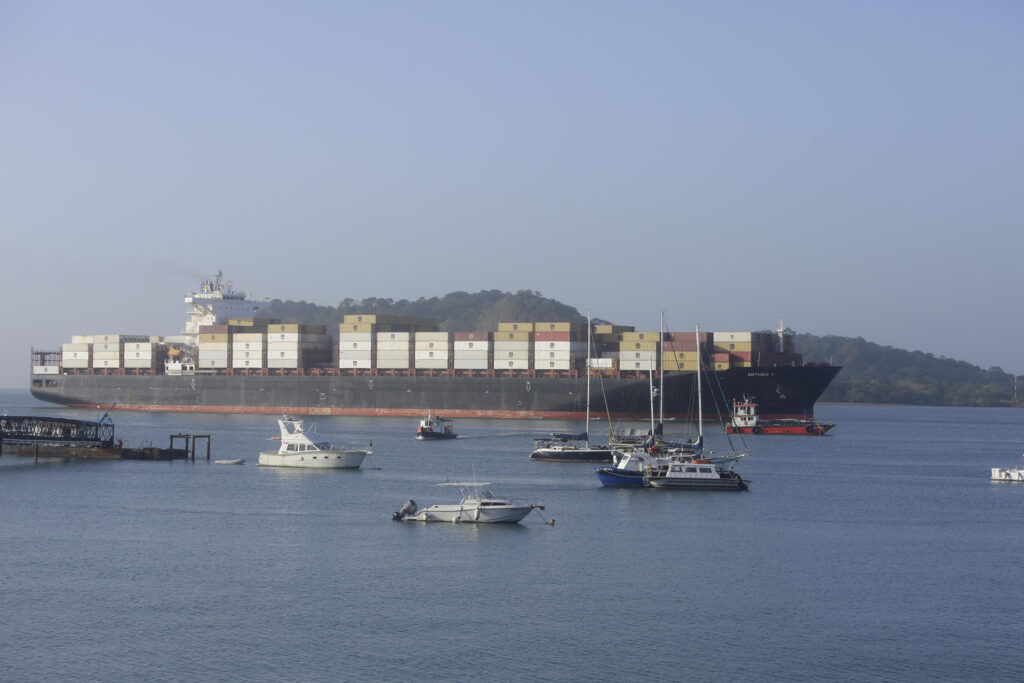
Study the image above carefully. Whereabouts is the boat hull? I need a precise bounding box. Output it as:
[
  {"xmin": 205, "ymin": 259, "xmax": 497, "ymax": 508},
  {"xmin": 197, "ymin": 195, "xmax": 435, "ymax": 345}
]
[
  {"xmin": 530, "ymin": 446, "xmax": 614, "ymax": 463},
  {"xmin": 257, "ymin": 450, "xmax": 368, "ymax": 469},
  {"xmin": 415, "ymin": 432, "xmax": 458, "ymax": 440},
  {"xmin": 30, "ymin": 365, "xmax": 840, "ymax": 420},
  {"xmin": 727, "ymin": 422, "xmax": 834, "ymax": 435},
  {"xmin": 644, "ymin": 473, "xmax": 748, "ymax": 491},
  {"xmin": 991, "ymin": 467, "xmax": 1024, "ymax": 482},
  {"xmin": 595, "ymin": 467, "xmax": 646, "ymax": 486},
  {"xmin": 404, "ymin": 504, "xmax": 535, "ymax": 523}
]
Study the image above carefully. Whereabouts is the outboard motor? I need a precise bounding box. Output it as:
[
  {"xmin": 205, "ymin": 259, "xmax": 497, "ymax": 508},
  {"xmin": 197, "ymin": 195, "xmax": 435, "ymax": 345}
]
[{"xmin": 393, "ymin": 500, "xmax": 417, "ymax": 520}]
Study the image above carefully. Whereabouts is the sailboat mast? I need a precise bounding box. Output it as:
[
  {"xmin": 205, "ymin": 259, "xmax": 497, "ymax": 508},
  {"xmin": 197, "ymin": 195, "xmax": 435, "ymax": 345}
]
[
  {"xmin": 585, "ymin": 311, "xmax": 592, "ymax": 446},
  {"xmin": 696, "ymin": 324, "xmax": 704, "ymax": 440},
  {"xmin": 659, "ymin": 312, "xmax": 665, "ymax": 426}
]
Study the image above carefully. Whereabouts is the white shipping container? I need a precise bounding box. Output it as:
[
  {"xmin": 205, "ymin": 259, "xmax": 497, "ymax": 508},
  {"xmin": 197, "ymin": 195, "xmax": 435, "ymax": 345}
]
[
  {"xmin": 94, "ymin": 358, "xmax": 120, "ymax": 368},
  {"xmin": 415, "ymin": 359, "xmax": 448, "ymax": 369},
  {"xmin": 124, "ymin": 358, "xmax": 154, "ymax": 368},
  {"xmin": 453, "ymin": 341, "xmax": 492, "ymax": 351},
  {"xmin": 200, "ymin": 350, "xmax": 229, "ymax": 360},
  {"xmin": 340, "ymin": 340, "xmax": 374, "ymax": 352},
  {"xmin": 233, "ymin": 333, "xmax": 265, "ymax": 342},
  {"xmin": 538, "ymin": 360, "xmax": 571, "ymax": 370},
  {"xmin": 199, "ymin": 358, "xmax": 227, "ymax": 369},
  {"xmin": 415, "ymin": 332, "xmax": 449, "ymax": 342},
  {"xmin": 125, "ymin": 342, "xmax": 153, "ymax": 352},
  {"xmin": 713, "ymin": 331, "xmax": 753, "ymax": 343},
  {"xmin": 94, "ymin": 334, "xmax": 121, "ymax": 343},
  {"xmin": 33, "ymin": 365, "xmax": 59, "ymax": 375},
  {"xmin": 62, "ymin": 359, "xmax": 89, "ymax": 368},
  {"xmin": 498, "ymin": 359, "xmax": 530, "ymax": 370},
  {"xmin": 538, "ymin": 350, "xmax": 571, "ymax": 361},
  {"xmin": 377, "ymin": 359, "xmax": 410, "ymax": 369},
  {"xmin": 453, "ymin": 359, "xmax": 489, "ymax": 370},
  {"xmin": 376, "ymin": 350, "xmax": 410, "ymax": 360},
  {"xmin": 377, "ymin": 331, "xmax": 410, "ymax": 342},
  {"xmin": 620, "ymin": 351, "xmax": 658, "ymax": 362},
  {"xmin": 62, "ymin": 343, "xmax": 90, "ymax": 352},
  {"xmin": 622, "ymin": 360, "xmax": 657, "ymax": 371},
  {"xmin": 233, "ymin": 358, "xmax": 265, "ymax": 369},
  {"xmin": 493, "ymin": 341, "xmax": 530, "ymax": 351},
  {"xmin": 63, "ymin": 351, "xmax": 88, "ymax": 361},
  {"xmin": 200, "ymin": 342, "xmax": 229, "ymax": 351},
  {"xmin": 589, "ymin": 358, "xmax": 614, "ymax": 368},
  {"xmin": 415, "ymin": 340, "xmax": 450, "ymax": 350},
  {"xmin": 534, "ymin": 341, "xmax": 572, "ymax": 352},
  {"xmin": 271, "ymin": 332, "xmax": 300, "ymax": 342},
  {"xmin": 414, "ymin": 350, "xmax": 447, "ymax": 360},
  {"xmin": 453, "ymin": 350, "xmax": 489, "ymax": 360},
  {"xmin": 232, "ymin": 342, "xmax": 264, "ymax": 351},
  {"xmin": 376, "ymin": 340, "xmax": 410, "ymax": 351},
  {"xmin": 270, "ymin": 349, "xmax": 299, "ymax": 360},
  {"xmin": 498, "ymin": 350, "xmax": 530, "ymax": 360},
  {"xmin": 338, "ymin": 332, "xmax": 373, "ymax": 342},
  {"xmin": 268, "ymin": 358, "xmax": 299, "ymax": 369},
  {"xmin": 127, "ymin": 351, "xmax": 152, "ymax": 360},
  {"xmin": 93, "ymin": 342, "xmax": 119, "ymax": 353},
  {"xmin": 339, "ymin": 350, "xmax": 372, "ymax": 360},
  {"xmin": 92, "ymin": 351, "xmax": 119, "ymax": 360},
  {"xmin": 235, "ymin": 350, "xmax": 262, "ymax": 360},
  {"xmin": 71, "ymin": 335, "xmax": 94, "ymax": 344},
  {"xmin": 341, "ymin": 358, "xmax": 373, "ymax": 369}
]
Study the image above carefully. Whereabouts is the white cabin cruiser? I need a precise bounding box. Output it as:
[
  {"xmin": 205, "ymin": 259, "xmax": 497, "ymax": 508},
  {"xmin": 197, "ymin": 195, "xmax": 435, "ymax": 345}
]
[
  {"xmin": 393, "ymin": 486, "xmax": 544, "ymax": 523},
  {"xmin": 992, "ymin": 456, "xmax": 1024, "ymax": 481},
  {"xmin": 258, "ymin": 416, "xmax": 371, "ymax": 469}
]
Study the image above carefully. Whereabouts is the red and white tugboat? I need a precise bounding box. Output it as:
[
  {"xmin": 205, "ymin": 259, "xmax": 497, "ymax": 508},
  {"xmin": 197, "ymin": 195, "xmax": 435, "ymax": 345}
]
[{"xmin": 727, "ymin": 399, "xmax": 834, "ymax": 436}]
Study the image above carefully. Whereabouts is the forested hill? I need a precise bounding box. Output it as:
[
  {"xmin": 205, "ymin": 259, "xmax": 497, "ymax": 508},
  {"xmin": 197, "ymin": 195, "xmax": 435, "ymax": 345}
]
[
  {"xmin": 262, "ymin": 291, "xmax": 1019, "ymax": 407},
  {"xmin": 797, "ymin": 334, "xmax": 1018, "ymax": 407}
]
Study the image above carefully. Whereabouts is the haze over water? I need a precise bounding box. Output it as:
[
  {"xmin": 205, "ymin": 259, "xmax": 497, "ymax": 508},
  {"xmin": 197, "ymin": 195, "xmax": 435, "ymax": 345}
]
[{"xmin": 3, "ymin": 390, "xmax": 1023, "ymax": 681}]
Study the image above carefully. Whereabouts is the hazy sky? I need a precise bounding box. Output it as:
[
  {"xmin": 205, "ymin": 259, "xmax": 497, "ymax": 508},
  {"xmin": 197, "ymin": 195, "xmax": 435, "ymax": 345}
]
[{"xmin": 2, "ymin": 1, "xmax": 1022, "ymax": 388}]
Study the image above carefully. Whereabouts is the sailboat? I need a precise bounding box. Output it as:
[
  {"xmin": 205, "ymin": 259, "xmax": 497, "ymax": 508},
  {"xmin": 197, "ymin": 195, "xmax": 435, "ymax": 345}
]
[
  {"xmin": 641, "ymin": 324, "xmax": 750, "ymax": 491},
  {"xmin": 597, "ymin": 314, "xmax": 705, "ymax": 486},
  {"xmin": 530, "ymin": 312, "xmax": 615, "ymax": 463}
]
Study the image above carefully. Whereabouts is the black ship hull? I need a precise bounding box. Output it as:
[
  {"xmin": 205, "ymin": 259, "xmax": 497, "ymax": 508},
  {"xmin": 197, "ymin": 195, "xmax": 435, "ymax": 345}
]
[{"xmin": 31, "ymin": 365, "xmax": 839, "ymax": 420}]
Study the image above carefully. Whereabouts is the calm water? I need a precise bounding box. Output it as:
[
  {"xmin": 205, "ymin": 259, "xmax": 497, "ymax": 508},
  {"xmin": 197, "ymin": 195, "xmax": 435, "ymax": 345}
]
[{"xmin": 3, "ymin": 389, "xmax": 1024, "ymax": 682}]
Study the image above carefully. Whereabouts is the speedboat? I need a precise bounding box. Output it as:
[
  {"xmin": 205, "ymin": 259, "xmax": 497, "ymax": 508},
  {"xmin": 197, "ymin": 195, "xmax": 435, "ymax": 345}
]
[
  {"xmin": 393, "ymin": 486, "xmax": 544, "ymax": 523},
  {"xmin": 416, "ymin": 411, "xmax": 457, "ymax": 440},
  {"xmin": 596, "ymin": 448, "xmax": 666, "ymax": 487},
  {"xmin": 258, "ymin": 416, "xmax": 371, "ymax": 469},
  {"xmin": 643, "ymin": 460, "xmax": 748, "ymax": 491}
]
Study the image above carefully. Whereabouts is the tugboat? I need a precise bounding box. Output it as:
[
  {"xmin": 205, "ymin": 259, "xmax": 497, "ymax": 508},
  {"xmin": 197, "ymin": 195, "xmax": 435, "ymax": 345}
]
[
  {"xmin": 416, "ymin": 411, "xmax": 458, "ymax": 440},
  {"xmin": 727, "ymin": 399, "xmax": 834, "ymax": 436}
]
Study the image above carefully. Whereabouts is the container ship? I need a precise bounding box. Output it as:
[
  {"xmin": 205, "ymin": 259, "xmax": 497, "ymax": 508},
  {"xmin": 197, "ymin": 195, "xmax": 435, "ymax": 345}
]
[{"xmin": 29, "ymin": 275, "xmax": 840, "ymax": 420}]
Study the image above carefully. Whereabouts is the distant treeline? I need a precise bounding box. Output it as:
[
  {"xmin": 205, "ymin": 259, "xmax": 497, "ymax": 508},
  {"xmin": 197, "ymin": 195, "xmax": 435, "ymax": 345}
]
[{"xmin": 263, "ymin": 291, "xmax": 1020, "ymax": 408}]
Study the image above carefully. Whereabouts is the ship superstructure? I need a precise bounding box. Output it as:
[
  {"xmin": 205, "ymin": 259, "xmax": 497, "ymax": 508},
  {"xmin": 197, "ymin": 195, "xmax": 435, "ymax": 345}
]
[{"xmin": 183, "ymin": 271, "xmax": 269, "ymax": 342}]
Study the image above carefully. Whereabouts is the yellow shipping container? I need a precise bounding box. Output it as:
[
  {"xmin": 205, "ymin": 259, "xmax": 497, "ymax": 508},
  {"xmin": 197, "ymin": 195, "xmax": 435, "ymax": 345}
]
[
  {"xmin": 497, "ymin": 322, "xmax": 534, "ymax": 333},
  {"xmin": 339, "ymin": 323, "xmax": 375, "ymax": 333},
  {"xmin": 663, "ymin": 359, "xmax": 699, "ymax": 372},
  {"xmin": 270, "ymin": 323, "xmax": 300, "ymax": 333},
  {"xmin": 496, "ymin": 330, "xmax": 532, "ymax": 341},
  {"xmin": 198, "ymin": 333, "xmax": 228, "ymax": 343},
  {"xmin": 593, "ymin": 324, "xmax": 635, "ymax": 335},
  {"xmin": 620, "ymin": 331, "xmax": 659, "ymax": 342},
  {"xmin": 619, "ymin": 341, "xmax": 659, "ymax": 352}
]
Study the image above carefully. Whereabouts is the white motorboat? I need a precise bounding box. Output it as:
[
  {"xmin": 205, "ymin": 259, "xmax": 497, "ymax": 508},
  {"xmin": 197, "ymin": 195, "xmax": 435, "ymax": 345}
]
[
  {"xmin": 415, "ymin": 411, "xmax": 457, "ymax": 440},
  {"xmin": 992, "ymin": 456, "xmax": 1024, "ymax": 481},
  {"xmin": 258, "ymin": 416, "xmax": 371, "ymax": 469},
  {"xmin": 643, "ymin": 459, "xmax": 748, "ymax": 491},
  {"xmin": 393, "ymin": 486, "xmax": 544, "ymax": 523}
]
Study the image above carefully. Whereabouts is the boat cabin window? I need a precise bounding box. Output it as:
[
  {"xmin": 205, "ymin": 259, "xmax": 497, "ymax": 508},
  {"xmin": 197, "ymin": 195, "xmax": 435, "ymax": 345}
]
[{"xmin": 699, "ymin": 467, "xmax": 713, "ymax": 473}]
